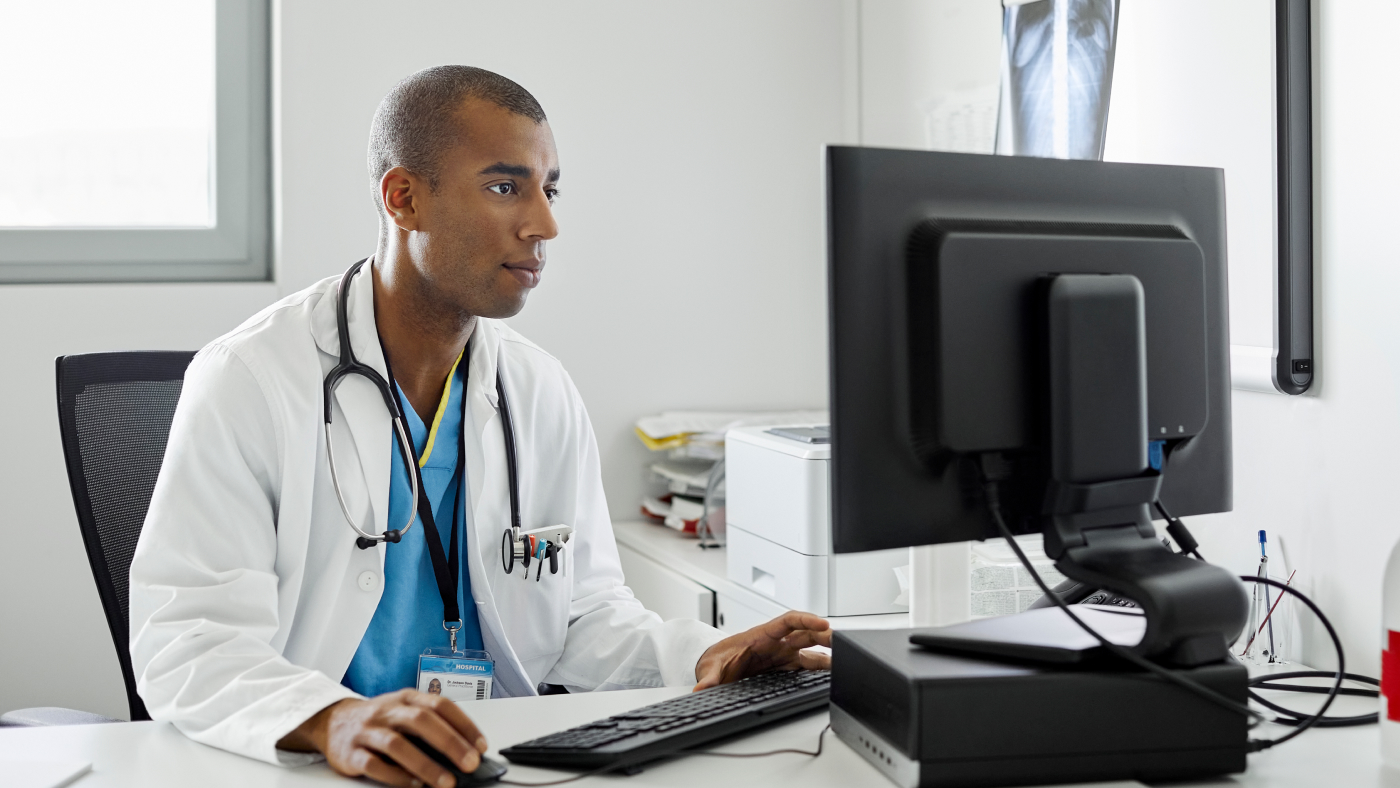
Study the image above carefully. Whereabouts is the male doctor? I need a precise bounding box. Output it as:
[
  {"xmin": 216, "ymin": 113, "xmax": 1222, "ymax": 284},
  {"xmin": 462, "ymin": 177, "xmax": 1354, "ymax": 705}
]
[{"xmin": 128, "ymin": 66, "xmax": 831, "ymax": 788}]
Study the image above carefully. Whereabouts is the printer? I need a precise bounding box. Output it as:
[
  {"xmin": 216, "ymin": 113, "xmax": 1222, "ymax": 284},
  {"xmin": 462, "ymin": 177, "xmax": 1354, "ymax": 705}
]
[{"xmin": 725, "ymin": 425, "xmax": 907, "ymax": 617}]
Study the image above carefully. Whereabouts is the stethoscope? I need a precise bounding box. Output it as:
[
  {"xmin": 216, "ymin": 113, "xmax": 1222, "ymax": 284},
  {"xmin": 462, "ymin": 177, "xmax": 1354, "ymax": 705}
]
[{"xmin": 322, "ymin": 258, "xmax": 571, "ymax": 580}]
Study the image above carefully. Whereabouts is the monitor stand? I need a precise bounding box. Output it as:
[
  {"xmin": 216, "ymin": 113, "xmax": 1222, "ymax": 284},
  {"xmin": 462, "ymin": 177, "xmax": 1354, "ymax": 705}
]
[{"xmin": 921, "ymin": 274, "xmax": 1249, "ymax": 667}]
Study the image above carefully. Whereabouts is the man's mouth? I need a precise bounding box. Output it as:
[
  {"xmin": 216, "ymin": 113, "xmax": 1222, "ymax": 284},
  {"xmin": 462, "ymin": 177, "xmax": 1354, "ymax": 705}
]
[{"xmin": 503, "ymin": 260, "xmax": 544, "ymax": 288}]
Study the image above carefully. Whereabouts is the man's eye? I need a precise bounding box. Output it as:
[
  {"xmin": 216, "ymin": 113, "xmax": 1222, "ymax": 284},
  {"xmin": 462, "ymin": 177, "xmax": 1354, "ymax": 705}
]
[
  {"xmin": 489, "ymin": 183, "xmax": 515, "ymax": 195},
  {"xmin": 545, "ymin": 188, "xmax": 560, "ymax": 203}
]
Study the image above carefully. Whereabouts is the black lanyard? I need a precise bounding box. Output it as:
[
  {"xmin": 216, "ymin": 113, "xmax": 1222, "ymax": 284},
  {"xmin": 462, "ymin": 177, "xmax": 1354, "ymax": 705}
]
[{"xmin": 382, "ymin": 348, "xmax": 467, "ymax": 630}]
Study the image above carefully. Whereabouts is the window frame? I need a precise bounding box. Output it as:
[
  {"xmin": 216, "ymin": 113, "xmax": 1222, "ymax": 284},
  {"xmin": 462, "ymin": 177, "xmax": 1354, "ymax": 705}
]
[{"xmin": 0, "ymin": 0, "xmax": 270, "ymax": 284}]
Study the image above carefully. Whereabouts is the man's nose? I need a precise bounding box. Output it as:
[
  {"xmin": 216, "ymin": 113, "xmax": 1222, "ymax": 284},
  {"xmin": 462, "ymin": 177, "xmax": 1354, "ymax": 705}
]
[{"xmin": 521, "ymin": 188, "xmax": 559, "ymax": 242}]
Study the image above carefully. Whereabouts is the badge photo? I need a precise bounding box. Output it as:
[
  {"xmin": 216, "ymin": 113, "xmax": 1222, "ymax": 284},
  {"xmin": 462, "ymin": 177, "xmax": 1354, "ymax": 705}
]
[{"xmin": 418, "ymin": 649, "xmax": 495, "ymax": 703}]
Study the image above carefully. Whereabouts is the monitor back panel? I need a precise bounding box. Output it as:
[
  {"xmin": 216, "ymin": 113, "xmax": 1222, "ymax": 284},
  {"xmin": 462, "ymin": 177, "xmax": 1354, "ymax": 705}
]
[{"xmin": 826, "ymin": 147, "xmax": 1230, "ymax": 554}]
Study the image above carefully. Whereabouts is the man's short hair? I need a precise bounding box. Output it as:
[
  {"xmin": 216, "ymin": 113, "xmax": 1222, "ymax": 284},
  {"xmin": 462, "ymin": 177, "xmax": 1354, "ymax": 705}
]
[{"xmin": 367, "ymin": 65, "xmax": 546, "ymax": 209}]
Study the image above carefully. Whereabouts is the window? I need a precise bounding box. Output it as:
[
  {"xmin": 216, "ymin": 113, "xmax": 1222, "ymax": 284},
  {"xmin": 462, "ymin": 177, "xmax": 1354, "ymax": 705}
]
[{"xmin": 0, "ymin": 0, "xmax": 269, "ymax": 282}]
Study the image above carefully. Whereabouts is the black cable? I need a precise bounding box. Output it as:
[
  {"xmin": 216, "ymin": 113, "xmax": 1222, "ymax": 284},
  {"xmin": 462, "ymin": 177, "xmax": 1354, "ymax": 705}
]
[
  {"xmin": 497, "ymin": 724, "xmax": 831, "ymax": 786},
  {"xmin": 1247, "ymin": 671, "xmax": 1377, "ymax": 728},
  {"xmin": 1252, "ymin": 671, "xmax": 1378, "ymax": 697},
  {"xmin": 499, "ymin": 761, "xmax": 625, "ymax": 787},
  {"xmin": 683, "ymin": 723, "xmax": 833, "ymax": 758},
  {"xmin": 984, "ymin": 480, "xmax": 1267, "ymax": 726},
  {"xmin": 983, "ymin": 455, "xmax": 1352, "ymax": 752},
  {"xmin": 1236, "ymin": 576, "xmax": 1347, "ymax": 750},
  {"xmin": 1154, "ymin": 500, "xmax": 1204, "ymax": 560},
  {"xmin": 1249, "ymin": 691, "xmax": 1376, "ymax": 728}
]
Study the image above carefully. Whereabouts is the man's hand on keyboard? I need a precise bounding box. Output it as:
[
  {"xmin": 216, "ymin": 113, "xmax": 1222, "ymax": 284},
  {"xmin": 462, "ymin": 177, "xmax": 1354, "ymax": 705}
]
[{"xmin": 692, "ymin": 610, "xmax": 831, "ymax": 691}]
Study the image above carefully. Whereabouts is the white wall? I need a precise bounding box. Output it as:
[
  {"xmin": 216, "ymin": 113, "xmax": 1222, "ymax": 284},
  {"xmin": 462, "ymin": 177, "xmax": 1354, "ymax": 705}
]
[
  {"xmin": 9, "ymin": 0, "xmax": 1396, "ymax": 721},
  {"xmin": 0, "ymin": 284, "xmax": 277, "ymax": 718},
  {"xmin": 1191, "ymin": 0, "xmax": 1400, "ymax": 677},
  {"xmin": 861, "ymin": 0, "xmax": 1400, "ymax": 679},
  {"xmin": 1104, "ymin": 0, "xmax": 1277, "ymax": 351},
  {"xmin": 858, "ymin": 0, "xmax": 1002, "ymax": 151},
  {"xmin": 0, "ymin": 0, "xmax": 850, "ymax": 717}
]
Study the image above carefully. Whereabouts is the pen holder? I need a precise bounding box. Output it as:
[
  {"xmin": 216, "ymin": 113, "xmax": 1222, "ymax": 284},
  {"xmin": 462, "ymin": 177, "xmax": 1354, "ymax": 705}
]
[{"xmin": 1235, "ymin": 569, "xmax": 1297, "ymax": 665}]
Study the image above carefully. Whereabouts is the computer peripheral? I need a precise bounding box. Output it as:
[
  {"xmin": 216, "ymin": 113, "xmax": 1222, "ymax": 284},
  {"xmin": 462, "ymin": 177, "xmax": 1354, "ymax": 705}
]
[
  {"xmin": 396, "ymin": 734, "xmax": 509, "ymax": 786},
  {"xmin": 821, "ymin": 146, "xmax": 1352, "ymax": 786},
  {"xmin": 500, "ymin": 670, "xmax": 830, "ymax": 772},
  {"xmin": 823, "ymin": 146, "xmax": 1247, "ymax": 786},
  {"xmin": 827, "ymin": 146, "xmax": 1245, "ymax": 665}
]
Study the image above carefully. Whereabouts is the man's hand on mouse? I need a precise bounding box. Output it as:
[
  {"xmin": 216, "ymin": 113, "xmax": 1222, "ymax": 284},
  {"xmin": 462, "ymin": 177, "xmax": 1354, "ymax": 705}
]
[
  {"xmin": 278, "ymin": 689, "xmax": 486, "ymax": 788},
  {"xmin": 693, "ymin": 610, "xmax": 832, "ymax": 691}
]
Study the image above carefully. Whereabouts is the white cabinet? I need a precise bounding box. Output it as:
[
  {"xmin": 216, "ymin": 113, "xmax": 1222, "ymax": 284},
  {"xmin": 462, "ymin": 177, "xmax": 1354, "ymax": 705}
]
[
  {"xmin": 715, "ymin": 590, "xmax": 783, "ymax": 634},
  {"xmin": 612, "ymin": 520, "xmax": 910, "ymax": 635},
  {"xmin": 617, "ymin": 542, "xmax": 716, "ymax": 626}
]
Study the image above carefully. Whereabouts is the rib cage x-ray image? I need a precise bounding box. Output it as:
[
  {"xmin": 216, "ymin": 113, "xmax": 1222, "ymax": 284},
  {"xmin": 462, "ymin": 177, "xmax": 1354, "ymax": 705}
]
[{"xmin": 996, "ymin": 0, "xmax": 1120, "ymax": 160}]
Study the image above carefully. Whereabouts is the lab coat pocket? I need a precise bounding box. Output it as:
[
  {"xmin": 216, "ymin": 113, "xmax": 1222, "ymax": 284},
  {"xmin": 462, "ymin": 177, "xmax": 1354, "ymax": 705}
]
[{"xmin": 493, "ymin": 564, "xmax": 572, "ymax": 666}]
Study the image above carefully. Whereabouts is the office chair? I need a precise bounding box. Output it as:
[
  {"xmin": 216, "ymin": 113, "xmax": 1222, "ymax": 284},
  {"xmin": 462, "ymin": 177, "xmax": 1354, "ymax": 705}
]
[{"xmin": 0, "ymin": 352, "xmax": 196, "ymax": 727}]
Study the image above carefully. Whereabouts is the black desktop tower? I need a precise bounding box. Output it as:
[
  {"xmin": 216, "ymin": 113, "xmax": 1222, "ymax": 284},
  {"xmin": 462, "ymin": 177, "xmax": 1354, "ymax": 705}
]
[{"xmin": 831, "ymin": 628, "xmax": 1248, "ymax": 788}]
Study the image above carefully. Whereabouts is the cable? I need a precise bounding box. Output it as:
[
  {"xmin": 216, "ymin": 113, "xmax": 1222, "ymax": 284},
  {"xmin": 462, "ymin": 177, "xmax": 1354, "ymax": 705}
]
[
  {"xmin": 683, "ymin": 723, "xmax": 833, "ymax": 758},
  {"xmin": 1234, "ymin": 577, "xmax": 1346, "ymax": 749},
  {"xmin": 499, "ymin": 762, "xmax": 621, "ymax": 787},
  {"xmin": 984, "ymin": 478, "xmax": 1268, "ymax": 726},
  {"xmin": 497, "ymin": 724, "xmax": 831, "ymax": 786},
  {"xmin": 985, "ymin": 470, "xmax": 1354, "ymax": 753},
  {"xmin": 1248, "ymin": 671, "xmax": 1377, "ymax": 728},
  {"xmin": 1154, "ymin": 500, "xmax": 1204, "ymax": 560}
]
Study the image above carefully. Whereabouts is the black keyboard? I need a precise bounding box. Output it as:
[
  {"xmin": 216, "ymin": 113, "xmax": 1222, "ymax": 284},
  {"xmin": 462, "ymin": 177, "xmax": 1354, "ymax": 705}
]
[{"xmin": 500, "ymin": 670, "xmax": 831, "ymax": 772}]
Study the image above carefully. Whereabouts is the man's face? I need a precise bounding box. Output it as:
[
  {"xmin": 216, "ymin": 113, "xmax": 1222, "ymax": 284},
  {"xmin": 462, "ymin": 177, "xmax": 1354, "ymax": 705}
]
[{"xmin": 390, "ymin": 98, "xmax": 560, "ymax": 319}]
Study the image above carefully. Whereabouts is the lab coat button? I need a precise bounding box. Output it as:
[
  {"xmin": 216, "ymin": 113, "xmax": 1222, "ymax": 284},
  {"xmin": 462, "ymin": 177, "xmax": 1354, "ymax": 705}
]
[{"xmin": 357, "ymin": 571, "xmax": 379, "ymax": 592}]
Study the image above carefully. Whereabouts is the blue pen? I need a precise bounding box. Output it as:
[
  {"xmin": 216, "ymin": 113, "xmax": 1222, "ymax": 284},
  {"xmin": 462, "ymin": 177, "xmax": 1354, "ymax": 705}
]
[{"xmin": 1260, "ymin": 530, "xmax": 1276, "ymax": 659}]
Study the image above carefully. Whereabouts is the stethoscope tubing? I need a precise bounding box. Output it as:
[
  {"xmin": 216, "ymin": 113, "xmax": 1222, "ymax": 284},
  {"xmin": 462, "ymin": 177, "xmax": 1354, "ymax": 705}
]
[
  {"xmin": 323, "ymin": 259, "xmax": 421, "ymax": 548},
  {"xmin": 325, "ymin": 257, "xmax": 538, "ymax": 573}
]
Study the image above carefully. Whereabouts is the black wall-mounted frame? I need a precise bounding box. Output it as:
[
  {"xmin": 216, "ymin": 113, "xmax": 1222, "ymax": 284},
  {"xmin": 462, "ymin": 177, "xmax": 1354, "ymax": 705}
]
[{"xmin": 1274, "ymin": 0, "xmax": 1314, "ymax": 394}]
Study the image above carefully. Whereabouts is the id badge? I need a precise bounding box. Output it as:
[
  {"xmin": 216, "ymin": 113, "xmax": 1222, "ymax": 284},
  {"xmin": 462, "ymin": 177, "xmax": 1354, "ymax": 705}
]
[{"xmin": 417, "ymin": 648, "xmax": 495, "ymax": 703}]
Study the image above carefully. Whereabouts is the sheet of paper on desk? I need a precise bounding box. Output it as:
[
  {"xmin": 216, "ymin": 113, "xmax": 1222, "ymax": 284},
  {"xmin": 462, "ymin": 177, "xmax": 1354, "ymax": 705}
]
[{"xmin": 1, "ymin": 760, "xmax": 91, "ymax": 788}]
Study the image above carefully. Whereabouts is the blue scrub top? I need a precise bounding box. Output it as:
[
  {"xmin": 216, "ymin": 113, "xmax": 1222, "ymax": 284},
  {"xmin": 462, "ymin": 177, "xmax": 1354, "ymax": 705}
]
[{"xmin": 343, "ymin": 354, "xmax": 485, "ymax": 697}]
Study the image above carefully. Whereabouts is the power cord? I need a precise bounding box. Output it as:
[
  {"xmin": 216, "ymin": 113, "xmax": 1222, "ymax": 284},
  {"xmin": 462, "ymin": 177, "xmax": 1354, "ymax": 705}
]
[
  {"xmin": 979, "ymin": 460, "xmax": 1349, "ymax": 752},
  {"xmin": 1235, "ymin": 576, "xmax": 1345, "ymax": 750},
  {"xmin": 497, "ymin": 724, "xmax": 831, "ymax": 786},
  {"xmin": 982, "ymin": 479, "xmax": 1267, "ymax": 727},
  {"xmin": 1154, "ymin": 500, "xmax": 1204, "ymax": 559},
  {"xmin": 1248, "ymin": 672, "xmax": 1378, "ymax": 728},
  {"xmin": 1151, "ymin": 502, "xmax": 1379, "ymax": 730}
]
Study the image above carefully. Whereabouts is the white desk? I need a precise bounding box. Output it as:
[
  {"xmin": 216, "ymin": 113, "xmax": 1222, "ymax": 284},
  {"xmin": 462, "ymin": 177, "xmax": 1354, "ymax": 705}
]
[{"xmin": 1, "ymin": 683, "xmax": 1395, "ymax": 788}]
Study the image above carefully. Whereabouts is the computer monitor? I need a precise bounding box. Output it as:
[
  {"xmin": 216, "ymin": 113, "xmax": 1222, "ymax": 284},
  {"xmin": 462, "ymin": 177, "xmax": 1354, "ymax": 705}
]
[{"xmin": 826, "ymin": 147, "xmax": 1244, "ymax": 665}]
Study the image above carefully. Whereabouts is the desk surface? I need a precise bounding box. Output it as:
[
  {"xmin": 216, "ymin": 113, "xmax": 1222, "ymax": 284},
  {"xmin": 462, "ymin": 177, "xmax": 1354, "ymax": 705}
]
[{"xmin": 1, "ymin": 683, "xmax": 1397, "ymax": 788}]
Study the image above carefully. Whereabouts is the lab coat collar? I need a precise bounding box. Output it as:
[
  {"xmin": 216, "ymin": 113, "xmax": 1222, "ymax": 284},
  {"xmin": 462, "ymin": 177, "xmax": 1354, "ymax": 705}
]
[{"xmin": 310, "ymin": 258, "xmax": 387, "ymax": 379}]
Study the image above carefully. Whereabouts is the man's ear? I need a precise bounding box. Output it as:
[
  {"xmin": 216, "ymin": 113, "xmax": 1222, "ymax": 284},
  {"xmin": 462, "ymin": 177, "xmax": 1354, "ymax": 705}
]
[{"xmin": 380, "ymin": 166, "xmax": 423, "ymax": 232}]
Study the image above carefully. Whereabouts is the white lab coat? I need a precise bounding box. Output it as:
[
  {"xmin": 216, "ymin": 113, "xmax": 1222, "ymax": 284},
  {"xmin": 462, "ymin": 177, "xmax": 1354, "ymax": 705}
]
[{"xmin": 128, "ymin": 269, "xmax": 724, "ymax": 766}]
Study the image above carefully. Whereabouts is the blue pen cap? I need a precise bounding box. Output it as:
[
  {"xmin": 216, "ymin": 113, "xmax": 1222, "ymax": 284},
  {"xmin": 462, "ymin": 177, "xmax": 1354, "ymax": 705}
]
[{"xmin": 1259, "ymin": 530, "xmax": 1267, "ymax": 544}]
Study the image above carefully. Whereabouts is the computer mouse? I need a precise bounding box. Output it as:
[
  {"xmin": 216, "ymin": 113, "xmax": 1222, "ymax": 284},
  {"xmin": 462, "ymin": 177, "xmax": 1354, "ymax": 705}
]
[{"xmin": 400, "ymin": 734, "xmax": 509, "ymax": 786}]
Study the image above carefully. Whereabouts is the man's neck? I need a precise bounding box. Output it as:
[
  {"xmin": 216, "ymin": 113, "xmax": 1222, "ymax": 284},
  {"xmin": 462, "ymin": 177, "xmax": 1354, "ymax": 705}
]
[{"xmin": 371, "ymin": 249, "xmax": 476, "ymax": 425}]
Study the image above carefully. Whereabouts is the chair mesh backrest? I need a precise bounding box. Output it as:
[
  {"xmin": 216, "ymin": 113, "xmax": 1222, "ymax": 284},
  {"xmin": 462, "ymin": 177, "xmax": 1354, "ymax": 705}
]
[
  {"xmin": 74, "ymin": 379, "xmax": 186, "ymax": 624},
  {"xmin": 57, "ymin": 351, "xmax": 196, "ymax": 721}
]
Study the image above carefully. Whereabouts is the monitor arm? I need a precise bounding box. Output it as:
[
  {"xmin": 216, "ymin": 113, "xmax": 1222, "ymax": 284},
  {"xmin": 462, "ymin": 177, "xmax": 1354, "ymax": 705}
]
[{"xmin": 1035, "ymin": 275, "xmax": 1247, "ymax": 667}]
